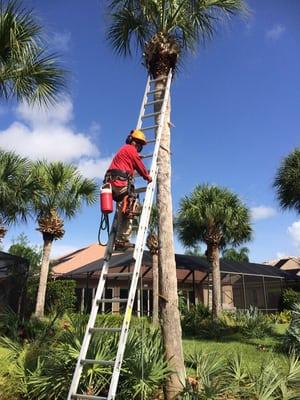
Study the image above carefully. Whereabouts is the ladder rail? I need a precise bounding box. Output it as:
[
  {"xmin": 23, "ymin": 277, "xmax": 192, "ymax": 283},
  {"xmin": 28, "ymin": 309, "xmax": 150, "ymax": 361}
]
[
  {"xmin": 136, "ymin": 76, "xmax": 151, "ymax": 129},
  {"xmin": 67, "ymin": 215, "xmax": 118, "ymax": 400},
  {"xmin": 107, "ymin": 71, "xmax": 172, "ymax": 400}
]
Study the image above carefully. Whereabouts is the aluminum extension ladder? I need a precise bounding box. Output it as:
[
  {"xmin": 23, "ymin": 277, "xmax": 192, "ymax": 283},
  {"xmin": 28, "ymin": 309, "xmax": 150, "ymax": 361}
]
[{"xmin": 67, "ymin": 70, "xmax": 172, "ymax": 400}]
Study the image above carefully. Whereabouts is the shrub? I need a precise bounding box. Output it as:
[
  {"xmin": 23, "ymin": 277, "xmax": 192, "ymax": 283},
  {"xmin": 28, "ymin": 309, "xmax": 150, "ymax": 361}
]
[
  {"xmin": 181, "ymin": 304, "xmax": 211, "ymax": 336},
  {"xmin": 230, "ymin": 306, "xmax": 272, "ymax": 339},
  {"xmin": 266, "ymin": 310, "xmax": 291, "ymax": 324},
  {"xmin": 179, "ymin": 351, "xmax": 300, "ymax": 399},
  {"xmin": 45, "ymin": 279, "xmax": 76, "ymax": 314},
  {"xmin": 282, "ymin": 303, "xmax": 300, "ymax": 354},
  {"xmin": 281, "ymin": 288, "xmax": 300, "ymax": 311}
]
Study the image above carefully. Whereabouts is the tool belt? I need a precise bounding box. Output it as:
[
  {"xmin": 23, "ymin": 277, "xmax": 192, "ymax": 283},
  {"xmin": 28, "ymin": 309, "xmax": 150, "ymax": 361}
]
[
  {"xmin": 104, "ymin": 169, "xmax": 135, "ymax": 201},
  {"xmin": 104, "ymin": 169, "xmax": 132, "ymax": 183}
]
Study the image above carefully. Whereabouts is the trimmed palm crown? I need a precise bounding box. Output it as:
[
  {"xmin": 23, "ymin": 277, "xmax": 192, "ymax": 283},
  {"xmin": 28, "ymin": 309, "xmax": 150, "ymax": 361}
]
[{"xmin": 107, "ymin": 0, "xmax": 247, "ymax": 77}]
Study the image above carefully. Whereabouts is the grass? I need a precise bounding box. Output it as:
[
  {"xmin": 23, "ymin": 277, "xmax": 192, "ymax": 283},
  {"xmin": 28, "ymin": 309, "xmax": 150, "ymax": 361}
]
[
  {"xmin": 183, "ymin": 325, "xmax": 288, "ymax": 374},
  {"xmin": 0, "ymin": 346, "xmax": 9, "ymax": 373}
]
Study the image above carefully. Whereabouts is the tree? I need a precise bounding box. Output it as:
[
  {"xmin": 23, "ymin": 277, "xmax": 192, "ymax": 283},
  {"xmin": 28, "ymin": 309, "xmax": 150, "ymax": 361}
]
[
  {"xmin": 176, "ymin": 184, "xmax": 252, "ymax": 319},
  {"xmin": 0, "ymin": 149, "xmax": 35, "ymax": 241},
  {"xmin": 274, "ymin": 148, "xmax": 300, "ymax": 213},
  {"xmin": 8, "ymin": 233, "xmax": 42, "ymax": 316},
  {"xmin": 146, "ymin": 204, "xmax": 159, "ymax": 325},
  {"xmin": 0, "ymin": 0, "xmax": 66, "ymax": 106},
  {"xmin": 32, "ymin": 161, "xmax": 97, "ymax": 318},
  {"xmin": 222, "ymin": 246, "xmax": 249, "ymax": 262},
  {"xmin": 106, "ymin": 1, "xmax": 247, "ymax": 395}
]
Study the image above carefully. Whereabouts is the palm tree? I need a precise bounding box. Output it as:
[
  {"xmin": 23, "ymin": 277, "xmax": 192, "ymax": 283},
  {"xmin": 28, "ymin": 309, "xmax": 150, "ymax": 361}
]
[
  {"xmin": 274, "ymin": 148, "xmax": 300, "ymax": 214},
  {"xmin": 0, "ymin": 149, "xmax": 35, "ymax": 241},
  {"xmin": 146, "ymin": 204, "xmax": 159, "ymax": 325},
  {"xmin": 176, "ymin": 184, "xmax": 252, "ymax": 319},
  {"xmin": 0, "ymin": 0, "xmax": 66, "ymax": 106},
  {"xmin": 106, "ymin": 1, "xmax": 247, "ymax": 395},
  {"xmin": 222, "ymin": 246, "xmax": 249, "ymax": 262},
  {"xmin": 32, "ymin": 161, "xmax": 97, "ymax": 318}
]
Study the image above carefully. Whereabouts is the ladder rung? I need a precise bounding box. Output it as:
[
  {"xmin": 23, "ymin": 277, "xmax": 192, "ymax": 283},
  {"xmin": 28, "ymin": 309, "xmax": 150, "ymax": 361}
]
[
  {"xmin": 148, "ymin": 89, "xmax": 165, "ymax": 95},
  {"xmin": 142, "ymin": 112, "xmax": 161, "ymax": 119},
  {"xmin": 81, "ymin": 359, "xmax": 115, "ymax": 366},
  {"xmin": 72, "ymin": 395, "xmax": 106, "ymax": 400},
  {"xmin": 150, "ymin": 76, "xmax": 167, "ymax": 83},
  {"xmin": 145, "ymin": 99, "xmax": 163, "ymax": 106},
  {"xmin": 89, "ymin": 327, "xmax": 121, "ymax": 334},
  {"xmin": 135, "ymin": 187, "xmax": 147, "ymax": 194},
  {"xmin": 142, "ymin": 124, "xmax": 159, "ymax": 131},
  {"xmin": 106, "ymin": 272, "xmax": 133, "ymax": 278},
  {"xmin": 141, "ymin": 154, "xmax": 153, "ymax": 159},
  {"xmin": 97, "ymin": 298, "xmax": 128, "ymax": 304}
]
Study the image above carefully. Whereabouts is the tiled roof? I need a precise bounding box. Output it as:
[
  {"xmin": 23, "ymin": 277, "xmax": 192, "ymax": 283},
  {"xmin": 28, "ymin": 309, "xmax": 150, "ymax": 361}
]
[{"xmin": 52, "ymin": 243, "xmax": 106, "ymax": 274}]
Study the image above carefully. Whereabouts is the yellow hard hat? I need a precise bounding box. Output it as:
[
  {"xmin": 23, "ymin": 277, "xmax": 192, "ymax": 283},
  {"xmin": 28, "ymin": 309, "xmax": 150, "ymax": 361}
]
[{"xmin": 130, "ymin": 129, "xmax": 147, "ymax": 145}]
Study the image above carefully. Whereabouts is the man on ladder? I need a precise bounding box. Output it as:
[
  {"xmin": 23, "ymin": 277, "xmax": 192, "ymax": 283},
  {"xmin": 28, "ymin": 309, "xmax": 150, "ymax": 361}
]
[{"xmin": 104, "ymin": 129, "xmax": 152, "ymax": 251}]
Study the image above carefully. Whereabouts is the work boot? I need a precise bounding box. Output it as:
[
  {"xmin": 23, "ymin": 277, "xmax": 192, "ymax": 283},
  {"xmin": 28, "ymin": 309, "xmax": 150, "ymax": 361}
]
[{"xmin": 114, "ymin": 240, "xmax": 134, "ymax": 252}]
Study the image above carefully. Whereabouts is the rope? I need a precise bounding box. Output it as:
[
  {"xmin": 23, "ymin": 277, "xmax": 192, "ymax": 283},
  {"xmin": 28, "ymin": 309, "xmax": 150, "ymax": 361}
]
[{"xmin": 98, "ymin": 213, "xmax": 110, "ymax": 246}]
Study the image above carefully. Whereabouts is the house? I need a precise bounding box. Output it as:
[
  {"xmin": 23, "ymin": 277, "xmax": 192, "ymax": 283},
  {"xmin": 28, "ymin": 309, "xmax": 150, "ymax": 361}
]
[
  {"xmin": 53, "ymin": 243, "xmax": 300, "ymax": 315},
  {"xmin": 264, "ymin": 256, "xmax": 300, "ymax": 277},
  {"xmin": 0, "ymin": 251, "xmax": 29, "ymax": 315}
]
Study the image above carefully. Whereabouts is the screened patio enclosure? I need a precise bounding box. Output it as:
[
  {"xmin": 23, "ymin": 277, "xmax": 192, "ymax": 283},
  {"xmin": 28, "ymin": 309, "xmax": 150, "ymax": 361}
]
[{"xmin": 55, "ymin": 250, "xmax": 299, "ymax": 315}]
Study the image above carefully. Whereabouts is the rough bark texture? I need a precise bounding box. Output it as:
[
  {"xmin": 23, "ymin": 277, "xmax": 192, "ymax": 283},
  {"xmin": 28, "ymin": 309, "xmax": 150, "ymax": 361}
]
[
  {"xmin": 156, "ymin": 78, "xmax": 186, "ymax": 398},
  {"xmin": 35, "ymin": 235, "xmax": 53, "ymax": 318},
  {"xmin": 211, "ymin": 245, "xmax": 222, "ymax": 319},
  {"xmin": 152, "ymin": 252, "xmax": 159, "ymax": 325}
]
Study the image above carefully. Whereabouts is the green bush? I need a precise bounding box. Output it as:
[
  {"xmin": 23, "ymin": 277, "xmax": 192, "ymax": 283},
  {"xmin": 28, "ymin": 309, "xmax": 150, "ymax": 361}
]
[
  {"xmin": 281, "ymin": 288, "xmax": 300, "ymax": 311},
  {"xmin": 282, "ymin": 303, "xmax": 300, "ymax": 354},
  {"xmin": 0, "ymin": 313, "xmax": 170, "ymax": 399},
  {"xmin": 45, "ymin": 279, "xmax": 76, "ymax": 314},
  {"xmin": 227, "ymin": 307, "xmax": 272, "ymax": 339},
  {"xmin": 179, "ymin": 350, "xmax": 300, "ymax": 400},
  {"xmin": 266, "ymin": 310, "xmax": 291, "ymax": 324},
  {"xmin": 181, "ymin": 304, "xmax": 211, "ymax": 336}
]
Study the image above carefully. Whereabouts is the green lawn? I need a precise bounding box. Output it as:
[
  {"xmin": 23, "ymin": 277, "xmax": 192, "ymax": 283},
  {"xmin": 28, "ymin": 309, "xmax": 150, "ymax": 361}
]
[{"xmin": 183, "ymin": 326, "xmax": 288, "ymax": 374}]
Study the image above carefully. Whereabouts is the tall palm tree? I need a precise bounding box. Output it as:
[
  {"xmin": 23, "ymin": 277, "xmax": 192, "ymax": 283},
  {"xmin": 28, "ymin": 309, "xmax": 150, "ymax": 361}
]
[
  {"xmin": 176, "ymin": 184, "xmax": 252, "ymax": 319},
  {"xmin": 106, "ymin": 1, "xmax": 247, "ymax": 395},
  {"xmin": 32, "ymin": 161, "xmax": 97, "ymax": 318},
  {"xmin": 0, "ymin": 0, "xmax": 66, "ymax": 106},
  {"xmin": 274, "ymin": 148, "xmax": 300, "ymax": 214},
  {"xmin": 222, "ymin": 246, "xmax": 249, "ymax": 262},
  {"xmin": 0, "ymin": 149, "xmax": 35, "ymax": 241},
  {"xmin": 146, "ymin": 204, "xmax": 159, "ymax": 325}
]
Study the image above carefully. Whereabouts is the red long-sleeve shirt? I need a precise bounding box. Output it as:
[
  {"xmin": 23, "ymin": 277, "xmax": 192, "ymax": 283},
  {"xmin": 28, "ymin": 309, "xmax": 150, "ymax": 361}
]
[{"xmin": 107, "ymin": 144, "xmax": 150, "ymax": 187}]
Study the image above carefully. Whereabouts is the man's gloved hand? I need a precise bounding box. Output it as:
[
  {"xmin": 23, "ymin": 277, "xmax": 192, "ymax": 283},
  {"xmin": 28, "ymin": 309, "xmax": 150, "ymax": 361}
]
[{"xmin": 147, "ymin": 176, "xmax": 152, "ymax": 183}]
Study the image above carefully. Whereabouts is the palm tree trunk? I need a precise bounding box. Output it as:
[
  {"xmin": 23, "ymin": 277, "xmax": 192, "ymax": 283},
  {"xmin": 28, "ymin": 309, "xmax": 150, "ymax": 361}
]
[
  {"xmin": 35, "ymin": 235, "xmax": 53, "ymax": 318},
  {"xmin": 152, "ymin": 252, "xmax": 159, "ymax": 325},
  {"xmin": 155, "ymin": 78, "xmax": 186, "ymax": 398},
  {"xmin": 211, "ymin": 245, "xmax": 222, "ymax": 319}
]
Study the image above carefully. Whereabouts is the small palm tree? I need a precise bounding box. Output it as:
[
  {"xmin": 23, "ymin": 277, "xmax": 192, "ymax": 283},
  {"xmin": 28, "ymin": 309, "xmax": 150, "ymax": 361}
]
[
  {"xmin": 32, "ymin": 161, "xmax": 98, "ymax": 318},
  {"xmin": 0, "ymin": 0, "xmax": 66, "ymax": 105},
  {"xmin": 146, "ymin": 204, "xmax": 159, "ymax": 325},
  {"xmin": 0, "ymin": 149, "xmax": 35, "ymax": 241},
  {"xmin": 274, "ymin": 148, "xmax": 300, "ymax": 214},
  {"xmin": 222, "ymin": 246, "xmax": 249, "ymax": 262},
  {"xmin": 176, "ymin": 184, "xmax": 252, "ymax": 319},
  {"xmin": 106, "ymin": 2, "xmax": 248, "ymax": 394}
]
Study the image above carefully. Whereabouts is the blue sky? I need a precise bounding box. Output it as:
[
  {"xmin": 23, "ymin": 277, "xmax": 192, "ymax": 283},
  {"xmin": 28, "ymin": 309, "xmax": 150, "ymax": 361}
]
[{"xmin": 1, "ymin": 0, "xmax": 300, "ymax": 263}]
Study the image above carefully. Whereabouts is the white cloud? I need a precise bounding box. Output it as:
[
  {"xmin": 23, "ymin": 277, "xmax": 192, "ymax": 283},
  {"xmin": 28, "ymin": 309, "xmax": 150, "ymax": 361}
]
[
  {"xmin": 0, "ymin": 98, "xmax": 99, "ymax": 163},
  {"xmin": 77, "ymin": 157, "xmax": 112, "ymax": 179},
  {"xmin": 251, "ymin": 206, "xmax": 277, "ymax": 221},
  {"xmin": 265, "ymin": 24, "xmax": 285, "ymax": 40},
  {"xmin": 49, "ymin": 31, "xmax": 71, "ymax": 52},
  {"xmin": 288, "ymin": 220, "xmax": 300, "ymax": 247}
]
